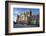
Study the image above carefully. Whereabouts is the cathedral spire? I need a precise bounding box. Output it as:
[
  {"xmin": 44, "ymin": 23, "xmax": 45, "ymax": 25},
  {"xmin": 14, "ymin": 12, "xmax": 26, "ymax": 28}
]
[{"xmin": 29, "ymin": 9, "xmax": 32, "ymax": 16}]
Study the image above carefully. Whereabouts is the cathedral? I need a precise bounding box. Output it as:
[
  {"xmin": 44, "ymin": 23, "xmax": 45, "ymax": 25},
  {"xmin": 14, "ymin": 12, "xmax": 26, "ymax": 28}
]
[{"xmin": 16, "ymin": 9, "xmax": 32, "ymax": 24}]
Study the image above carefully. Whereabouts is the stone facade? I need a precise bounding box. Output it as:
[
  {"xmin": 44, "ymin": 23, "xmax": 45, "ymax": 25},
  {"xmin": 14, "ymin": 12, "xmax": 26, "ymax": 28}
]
[
  {"xmin": 16, "ymin": 10, "xmax": 39, "ymax": 25},
  {"xmin": 16, "ymin": 10, "xmax": 32, "ymax": 24}
]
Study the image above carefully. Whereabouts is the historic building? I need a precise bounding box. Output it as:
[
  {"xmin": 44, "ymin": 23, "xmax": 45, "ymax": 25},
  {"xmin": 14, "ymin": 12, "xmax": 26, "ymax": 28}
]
[
  {"xmin": 16, "ymin": 10, "xmax": 32, "ymax": 24},
  {"xmin": 16, "ymin": 10, "xmax": 39, "ymax": 25}
]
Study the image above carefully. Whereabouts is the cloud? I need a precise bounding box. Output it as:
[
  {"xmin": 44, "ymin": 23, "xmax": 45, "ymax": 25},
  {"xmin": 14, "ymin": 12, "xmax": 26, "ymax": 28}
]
[{"xmin": 14, "ymin": 16, "xmax": 17, "ymax": 22}]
